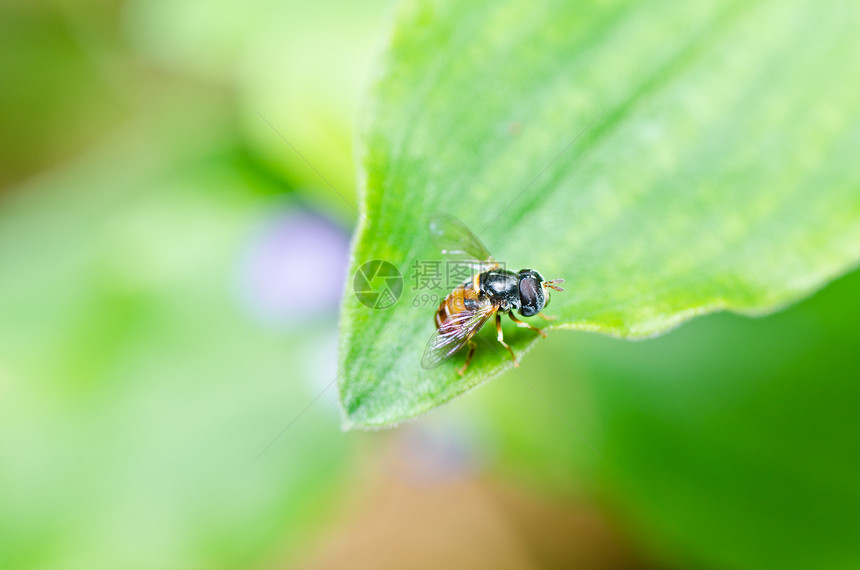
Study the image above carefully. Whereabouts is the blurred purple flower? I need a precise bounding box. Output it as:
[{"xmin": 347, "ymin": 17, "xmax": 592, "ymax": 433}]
[
  {"xmin": 393, "ymin": 421, "xmax": 491, "ymax": 485},
  {"xmin": 238, "ymin": 209, "xmax": 349, "ymax": 326}
]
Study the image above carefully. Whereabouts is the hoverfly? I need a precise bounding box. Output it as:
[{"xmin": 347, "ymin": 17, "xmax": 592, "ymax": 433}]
[{"xmin": 421, "ymin": 215, "xmax": 564, "ymax": 375}]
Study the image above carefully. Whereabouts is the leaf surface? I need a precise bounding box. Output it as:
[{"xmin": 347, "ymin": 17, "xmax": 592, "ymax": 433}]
[{"xmin": 339, "ymin": 0, "xmax": 860, "ymax": 428}]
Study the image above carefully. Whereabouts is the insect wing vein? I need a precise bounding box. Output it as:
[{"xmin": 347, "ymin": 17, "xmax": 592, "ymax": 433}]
[
  {"xmin": 428, "ymin": 215, "xmax": 498, "ymax": 271},
  {"xmin": 421, "ymin": 303, "xmax": 497, "ymax": 369}
]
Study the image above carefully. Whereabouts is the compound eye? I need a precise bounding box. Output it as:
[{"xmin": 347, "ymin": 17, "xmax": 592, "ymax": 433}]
[{"xmin": 518, "ymin": 276, "xmax": 544, "ymax": 317}]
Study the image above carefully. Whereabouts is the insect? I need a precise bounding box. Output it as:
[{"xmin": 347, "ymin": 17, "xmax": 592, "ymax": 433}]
[{"xmin": 421, "ymin": 215, "xmax": 564, "ymax": 375}]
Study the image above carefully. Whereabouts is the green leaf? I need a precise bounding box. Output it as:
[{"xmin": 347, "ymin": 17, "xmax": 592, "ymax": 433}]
[
  {"xmin": 466, "ymin": 266, "xmax": 860, "ymax": 569},
  {"xmin": 339, "ymin": 0, "xmax": 860, "ymax": 428},
  {"xmin": 585, "ymin": 268, "xmax": 860, "ymax": 569}
]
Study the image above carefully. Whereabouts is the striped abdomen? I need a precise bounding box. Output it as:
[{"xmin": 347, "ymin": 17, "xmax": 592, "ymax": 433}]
[{"xmin": 434, "ymin": 274, "xmax": 485, "ymax": 329}]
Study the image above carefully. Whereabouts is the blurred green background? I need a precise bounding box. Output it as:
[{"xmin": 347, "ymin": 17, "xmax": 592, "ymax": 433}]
[{"xmin": 1, "ymin": 1, "xmax": 858, "ymax": 569}]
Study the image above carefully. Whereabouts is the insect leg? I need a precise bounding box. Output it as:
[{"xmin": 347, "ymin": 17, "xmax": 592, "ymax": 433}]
[
  {"xmin": 457, "ymin": 341, "xmax": 477, "ymax": 376},
  {"xmin": 509, "ymin": 312, "xmax": 547, "ymax": 338},
  {"xmin": 496, "ymin": 313, "xmax": 519, "ymax": 366}
]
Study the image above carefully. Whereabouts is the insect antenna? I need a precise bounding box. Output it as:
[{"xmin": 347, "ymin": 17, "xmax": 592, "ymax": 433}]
[{"xmin": 544, "ymin": 278, "xmax": 565, "ymax": 292}]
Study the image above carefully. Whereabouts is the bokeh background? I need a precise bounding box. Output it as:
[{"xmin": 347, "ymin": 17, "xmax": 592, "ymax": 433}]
[{"xmin": 2, "ymin": 1, "xmax": 858, "ymax": 569}]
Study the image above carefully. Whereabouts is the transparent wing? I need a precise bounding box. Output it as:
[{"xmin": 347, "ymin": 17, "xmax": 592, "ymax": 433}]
[
  {"xmin": 420, "ymin": 302, "xmax": 497, "ymax": 369},
  {"xmin": 428, "ymin": 215, "xmax": 498, "ymax": 271}
]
